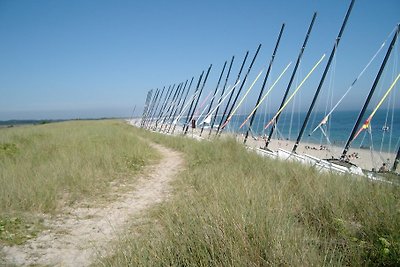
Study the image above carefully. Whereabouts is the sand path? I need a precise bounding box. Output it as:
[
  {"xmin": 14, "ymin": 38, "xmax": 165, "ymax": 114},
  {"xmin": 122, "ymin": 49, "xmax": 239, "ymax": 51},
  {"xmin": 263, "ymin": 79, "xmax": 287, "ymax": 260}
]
[{"xmin": 1, "ymin": 141, "xmax": 184, "ymax": 266}]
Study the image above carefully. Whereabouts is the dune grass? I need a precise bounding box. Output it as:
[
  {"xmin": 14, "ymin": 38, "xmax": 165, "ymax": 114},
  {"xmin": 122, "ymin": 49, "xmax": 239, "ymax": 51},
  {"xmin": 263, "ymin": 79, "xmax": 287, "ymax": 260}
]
[
  {"xmin": 0, "ymin": 120, "xmax": 158, "ymax": 245},
  {"xmin": 101, "ymin": 129, "xmax": 400, "ymax": 266}
]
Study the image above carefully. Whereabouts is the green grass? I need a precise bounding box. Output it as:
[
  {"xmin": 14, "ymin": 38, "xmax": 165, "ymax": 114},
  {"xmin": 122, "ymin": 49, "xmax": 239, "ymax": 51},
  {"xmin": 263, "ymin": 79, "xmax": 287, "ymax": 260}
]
[
  {"xmin": 0, "ymin": 120, "xmax": 158, "ymax": 245},
  {"xmin": 100, "ymin": 130, "xmax": 400, "ymax": 266}
]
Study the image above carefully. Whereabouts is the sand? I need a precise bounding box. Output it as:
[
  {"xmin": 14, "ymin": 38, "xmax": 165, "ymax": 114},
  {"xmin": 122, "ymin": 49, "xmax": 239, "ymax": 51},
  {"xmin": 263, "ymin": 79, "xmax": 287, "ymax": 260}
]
[
  {"xmin": 1, "ymin": 141, "xmax": 184, "ymax": 266},
  {"xmin": 134, "ymin": 119, "xmax": 397, "ymax": 172}
]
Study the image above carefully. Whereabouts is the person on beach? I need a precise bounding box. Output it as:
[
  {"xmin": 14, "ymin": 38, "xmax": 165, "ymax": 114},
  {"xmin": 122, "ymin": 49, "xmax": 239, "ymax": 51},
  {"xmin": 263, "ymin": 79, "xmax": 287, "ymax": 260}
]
[{"xmin": 379, "ymin": 163, "xmax": 387, "ymax": 173}]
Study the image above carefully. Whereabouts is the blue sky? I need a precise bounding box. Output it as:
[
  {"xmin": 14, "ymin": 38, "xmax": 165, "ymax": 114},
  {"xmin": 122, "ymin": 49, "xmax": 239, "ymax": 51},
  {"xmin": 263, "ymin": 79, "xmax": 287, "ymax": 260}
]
[{"xmin": 0, "ymin": 0, "xmax": 399, "ymax": 120}]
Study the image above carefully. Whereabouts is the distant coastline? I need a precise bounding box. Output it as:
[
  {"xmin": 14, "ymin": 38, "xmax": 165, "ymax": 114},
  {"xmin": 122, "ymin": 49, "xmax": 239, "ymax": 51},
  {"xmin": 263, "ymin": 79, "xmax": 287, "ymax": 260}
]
[{"xmin": 0, "ymin": 117, "xmax": 128, "ymax": 127}]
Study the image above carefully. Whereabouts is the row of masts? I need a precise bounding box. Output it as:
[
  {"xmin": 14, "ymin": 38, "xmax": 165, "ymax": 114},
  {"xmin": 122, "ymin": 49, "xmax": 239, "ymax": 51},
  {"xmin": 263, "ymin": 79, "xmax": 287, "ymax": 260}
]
[{"xmin": 138, "ymin": 0, "xmax": 400, "ymax": 173}]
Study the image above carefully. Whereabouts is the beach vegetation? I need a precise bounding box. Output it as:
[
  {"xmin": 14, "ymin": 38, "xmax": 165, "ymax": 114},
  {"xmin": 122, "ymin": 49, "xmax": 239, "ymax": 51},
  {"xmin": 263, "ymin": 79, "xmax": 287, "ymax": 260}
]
[
  {"xmin": 0, "ymin": 120, "xmax": 158, "ymax": 245},
  {"xmin": 101, "ymin": 128, "xmax": 400, "ymax": 266}
]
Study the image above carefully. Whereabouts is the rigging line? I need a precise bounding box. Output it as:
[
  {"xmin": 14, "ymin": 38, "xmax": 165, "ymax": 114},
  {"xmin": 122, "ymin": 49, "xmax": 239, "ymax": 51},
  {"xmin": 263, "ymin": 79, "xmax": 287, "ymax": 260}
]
[
  {"xmin": 148, "ymin": 86, "xmax": 166, "ymax": 128},
  {"xmin": 380, "ymin": 94, "xmax": 391, "ymax": 153},
  {"xmin": 145, "ymin": 87, "xmax": 163, "ymax": 129},
  {"xmin": 315, "ymin": 42, "xmax": 338, "ymax": 144},
  {"xmin": 216, "ymin": 51, "xmax": 249, "ymax": 135},
  {"xmin": 239, "ymin": 62, "xmax": 292, "ymax": 129},
  {"xmin": 173, "ymin": 91, "xmax": 199, "ymax": 125},
  {"xmin": 389, "ymin": 85, "xmax": 396, "ymax": 153},
  {"xmin": 183, "ymin": 71, "xmax": 205, "ymax": 131},
  {"xmin": 388, "ymin": 40, "xmax": 399, "ymax": 153},
  {"xmin": 310, "ymin": 37, "xmax": 388, "ymax": 135},
  {"xmin": 266, "ymin": 12, "xmax": 318, "ymax": 149},
  {"xmin": 221, "ymin": 69, "xmax": 264, "ymax": 129},
  {"xmin": 220, "ymin": 44, "xmax": 262, "ymax": 135},
  {"xmin": 184, "ymin": 62, "xmax": 213, "ymax": 135},
  {"xmin": 143, "ymin": 88, "xmax": 159, "ymax": 128},
  {"xmin": 328, "ymin": 44, "xmax": 338, "ymax": 139},
  {"xmin": 264, "ymin": 54, "xmax": 326, "ymax": 130},
  {"xmin": 358, "ymin": 129, "xmax": 368, "ymax": 149},
  {"xmin": 209, "ymin": 56, "xmax": 235, "ymax": 136},
  {"xmin": 259, "ymin": 103, "xmax": 266, "ymax": 137},
  {"xmin": 275, "ymin": 125, "xmax": 285, "ymax": 141},
  {"xmin": 367, "ymin": 125, "xmax": 378, "ymax": 170},
  {"xmin": 200, "ymin": 61, "xmax": 227, "ymax": 136},
  {"xmin": 393, "ymin": 137, "xmax": 400, "ymax": 171},
  {"xmin": 202, "ymin": 85, "xmax": 234, "ymax": 125},
  {"xmin": 288, "ymin": 69, "xmax": 299, "ymax": 140},
  {"xmin": 243, "ymin": 24, "xmax": 286, "ymax": 144},
  {"xmin": 140, "ymin": 90, "xmax": 153, "ymax": 127},
  {"xmin": 352, "ymin": 72, "xmax": 400, "ymax": 141},
  {"xmin": 200, "ymin": 80, "xmax": 241, "ymax": 125},
  {"xmin": 197, "ymin": 88, "xmax": 220, "ymax": 124},
  {"xmin": 344, "ymin": 23, "xmax": 398, "ymax": 160},
  {"xmin": 315, "ymin": 43, "xmax": 338, "ymax": 146},
  {"xmin": 289, "ymin": 66, "xmax": 301, "ymax": 140},
  {"xmin": 171, "ymin": 77, "xmax": 194, "ymax": 134},
  {"xmin": 295, "ymin": 0, "xmax": 354, "ymax": 153},
  {"xmin": 260, "ymin": 100, "xmax": 268, "ymax": 137},
  {"xmin": 160, "ymin": 84, "xmax": 183, "ymax": 130},
  {"xmin": 166, "ymin": 80, "xmax": 190, "ymax": 132},
  {"xmin": 167, "ymin": 81, "xmax": 188, "ymax": 133},
  {"xmin": 155, "ymin": 84, "xmax": 175, "ymax": 129},
  {"xmin": 194, "ymin": 90, "xmax": 213, "ymax": 117},
  {"xmin": 319, "ymin": 126, "xmax": 332, "ymax": 146},
  {"xmin": 248, "ymin": 126, "xmax": 257, "ymax": 140}
]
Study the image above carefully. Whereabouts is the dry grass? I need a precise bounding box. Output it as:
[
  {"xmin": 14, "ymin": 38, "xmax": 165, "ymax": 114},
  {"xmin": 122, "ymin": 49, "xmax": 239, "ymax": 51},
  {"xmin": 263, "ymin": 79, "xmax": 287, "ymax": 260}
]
[
  {"xmin": 0, "ymin": 120, "xmax": 158, "ymax": 245},
  {"xmin": 101, "ymin": 129, "xmax": 400, "ymax": 266}
]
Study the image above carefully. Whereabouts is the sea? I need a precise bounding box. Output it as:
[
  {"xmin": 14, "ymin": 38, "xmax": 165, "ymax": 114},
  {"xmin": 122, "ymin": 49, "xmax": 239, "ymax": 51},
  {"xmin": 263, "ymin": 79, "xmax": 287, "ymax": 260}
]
[
  {"xmin": 1, "ymin": 110, "xmax": 399, "ymax": 154},
  {"xmin": 200, "ymin": 109, "xmax": 400, "ymax": 154}
]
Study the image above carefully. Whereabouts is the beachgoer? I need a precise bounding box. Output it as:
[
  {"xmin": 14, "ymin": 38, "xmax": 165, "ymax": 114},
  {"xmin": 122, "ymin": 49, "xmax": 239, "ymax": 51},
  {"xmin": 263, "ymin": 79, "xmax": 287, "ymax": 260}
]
[{"xmin": 379, "ymin": 163, "xmax": 387, "ymax": 173}]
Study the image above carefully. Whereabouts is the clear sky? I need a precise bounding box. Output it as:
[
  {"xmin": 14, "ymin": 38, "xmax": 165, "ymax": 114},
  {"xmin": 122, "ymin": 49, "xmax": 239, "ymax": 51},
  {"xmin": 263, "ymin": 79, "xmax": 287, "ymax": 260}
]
[{"xmin": 0, "ymin": 0, "xmax": 399, "ymax": 120}]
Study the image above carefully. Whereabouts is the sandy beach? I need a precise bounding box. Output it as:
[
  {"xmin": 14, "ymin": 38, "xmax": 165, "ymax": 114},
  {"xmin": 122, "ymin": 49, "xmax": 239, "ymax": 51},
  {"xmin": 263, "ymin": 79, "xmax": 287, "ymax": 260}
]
[
  {"xmin": 241, "ymin": 134, "xmax": 395, "ymax": 172},
  {"xmin": 133, "ymin": 119, "xmax": 398, "ymax": 173}
]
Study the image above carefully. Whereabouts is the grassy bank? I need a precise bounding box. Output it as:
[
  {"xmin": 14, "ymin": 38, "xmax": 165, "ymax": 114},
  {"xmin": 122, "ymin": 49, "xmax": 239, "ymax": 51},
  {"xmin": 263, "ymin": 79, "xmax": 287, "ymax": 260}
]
[
  {"xmin": 0, "ymin": 120, "xmax": 158, "ymax": 245},
  {"xmin": 101, "ymin": 129, "xmax": 400, "ymax": 266}
]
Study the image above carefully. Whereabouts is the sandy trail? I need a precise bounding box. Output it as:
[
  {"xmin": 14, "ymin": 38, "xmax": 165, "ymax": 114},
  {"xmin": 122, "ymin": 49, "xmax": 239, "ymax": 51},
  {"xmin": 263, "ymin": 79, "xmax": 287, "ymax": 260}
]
[{"xmin": 1, "ymin": 142, "xmax": 184, "ymax": 266}]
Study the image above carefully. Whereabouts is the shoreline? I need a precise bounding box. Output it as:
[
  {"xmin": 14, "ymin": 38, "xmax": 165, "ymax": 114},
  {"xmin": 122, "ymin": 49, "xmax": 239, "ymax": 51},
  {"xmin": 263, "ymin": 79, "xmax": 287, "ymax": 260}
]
[{"xmin": 130, "ymin": 119, "xmax": 398, "ymax": 172}]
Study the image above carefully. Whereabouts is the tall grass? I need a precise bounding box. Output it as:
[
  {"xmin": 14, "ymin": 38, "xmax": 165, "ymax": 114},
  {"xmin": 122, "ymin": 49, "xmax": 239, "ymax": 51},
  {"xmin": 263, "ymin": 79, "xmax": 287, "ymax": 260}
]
[
  {"xmin": 0, "ymin": 120, "xmax": 158, "ymax": 213},
  {"xmin": 101, "ymin": 130, "xmax": 400, "ymax": 266}
]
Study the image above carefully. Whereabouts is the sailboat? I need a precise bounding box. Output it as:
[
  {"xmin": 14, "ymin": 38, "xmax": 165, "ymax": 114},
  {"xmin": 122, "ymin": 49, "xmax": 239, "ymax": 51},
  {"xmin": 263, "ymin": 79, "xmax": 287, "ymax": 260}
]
[{"xmin": 252, "ymin": 0, "xmax": 359, "ymax": 176}]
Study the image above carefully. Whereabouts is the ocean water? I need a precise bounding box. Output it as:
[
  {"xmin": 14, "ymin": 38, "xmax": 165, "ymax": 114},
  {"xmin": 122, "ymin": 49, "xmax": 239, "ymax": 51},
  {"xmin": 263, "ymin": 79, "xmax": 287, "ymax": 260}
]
[{"xmin": 199, "ymin": 109, "xmax": 400, "ymax": 154}]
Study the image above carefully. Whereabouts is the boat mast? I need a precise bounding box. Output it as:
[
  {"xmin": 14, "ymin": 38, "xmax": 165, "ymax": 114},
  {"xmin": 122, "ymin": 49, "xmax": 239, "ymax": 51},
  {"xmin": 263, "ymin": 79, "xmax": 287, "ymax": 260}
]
[
  {"xmin": 129, "ymin": 105, "xmax": 136, "ymax": 122},
  {"xmin": 263, "ymin": 54, "xmax": 326, "ymax": 130},
  {"xmin": 183, "ymin": 72, "xmax": 204, "ymax": 132},
  {"xmin": 160, "ymin": 83, "xmax": 183, "ymax": 131},
  {"xmin": 167, "ymin": 79, "xmax": 189, "ymax": 133},
  {"xmin": 309, "ymin": 33, "xmax": 389, "ymax": 136},
  {"xmin": 393, "ymin": 145, "xmax": 400, "ymax": 172},
  {"xmin": 146, "ymin": 86, "xmax": 165, "ymax": 129},
  {"xmin": 171, "ymin": 77, "xmax": 194, "ymax": 134},
  {"xmin": 216, "ymin": 52, "xmax": 249, "ymax": 135},
  {"xmin": 244, "ymin": 24, "xmax": 285, "ymax": 144},
  {"xmin": 155, "ymin": 84, "xmax": 176, "ymax": 129},
  {"xmin": 341, "ymin": 24, "xmax": 399, "ymax": 159},
  {"xmin": 154, "ymin": 85, "xmax": 172, "ymax": 129},
  {"xmin": 143, "ymin": 88, "xmax": 159, "ymax": 128},
  {"xmin": 221, "ymin": 70, "xmax": 264, "ymax": 130},
  {"xmin": 352, "ymin": 73, "xmax": 400, "ymax": 141},
  {"xmin": 219, "ymin": 44, "xmax": 262, "ymax": 135},
  {"xmin": 293, "ymin": 0, "xmax": 355, "ymax": 153},
  {"xmin": 140, "ymin": 90, "xmax": 152, "ymax": 127},
  {"xmin": 140, "ymin": 89, "xmax": 153, "ymax": 127},
  {"xmin": 209, "ymin": 56, "xmax": 235, "ymax": 136},
  {"xmin": 199, "ymin": 61, "xmax": 227, "ymax": 136},
  {"xmin": 265, "ymin": 12, "xmax": 317, "ymax": 149},
  {"xmin": 184, "ymin": 64, "xmax": 213, "ymax": 134}
]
